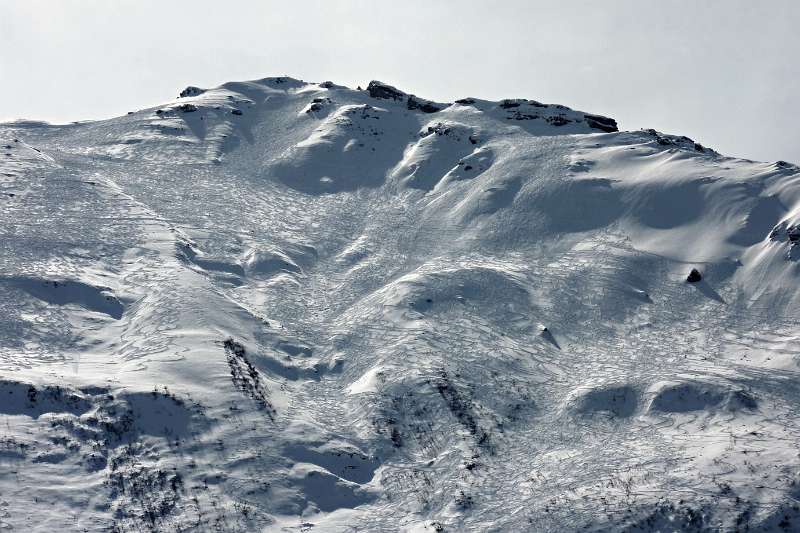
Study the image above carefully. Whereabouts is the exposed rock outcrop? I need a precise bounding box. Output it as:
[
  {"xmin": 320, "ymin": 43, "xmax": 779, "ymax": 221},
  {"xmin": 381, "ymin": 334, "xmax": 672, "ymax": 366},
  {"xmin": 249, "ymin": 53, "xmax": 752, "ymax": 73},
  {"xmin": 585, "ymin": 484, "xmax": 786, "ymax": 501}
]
[
  {"xmin": 583, "ymin": 113, "xmax": 618, "ymax": 132},
  {"xmin": 367, "ymin": 81, "xmax": 446, "ymax": 114},
  {"xmin": 178, "ymin": 86, "xmax": 206, "ymax": 98}
]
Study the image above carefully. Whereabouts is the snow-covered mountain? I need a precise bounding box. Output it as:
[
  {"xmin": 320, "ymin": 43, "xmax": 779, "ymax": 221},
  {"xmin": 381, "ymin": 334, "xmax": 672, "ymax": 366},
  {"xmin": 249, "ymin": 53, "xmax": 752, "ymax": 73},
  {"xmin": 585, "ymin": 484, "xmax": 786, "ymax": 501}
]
[{"xmin": 1, "ymin": 76, "xmax": 799, "ymax": 532}]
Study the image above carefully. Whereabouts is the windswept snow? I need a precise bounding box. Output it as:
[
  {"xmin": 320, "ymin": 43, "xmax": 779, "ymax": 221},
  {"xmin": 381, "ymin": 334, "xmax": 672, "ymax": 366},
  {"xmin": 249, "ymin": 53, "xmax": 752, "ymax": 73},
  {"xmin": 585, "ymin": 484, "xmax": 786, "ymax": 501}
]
[{"xmin": 1, "ymin": 76, "xmax": 800, "ymax": 531}]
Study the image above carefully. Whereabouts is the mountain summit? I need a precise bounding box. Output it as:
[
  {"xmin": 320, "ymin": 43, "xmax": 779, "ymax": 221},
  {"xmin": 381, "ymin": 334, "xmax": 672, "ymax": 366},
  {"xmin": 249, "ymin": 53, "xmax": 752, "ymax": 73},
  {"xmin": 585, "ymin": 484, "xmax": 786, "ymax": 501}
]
[{"xmin": 1, "ymin": 76, "xmax": 799, "ymax": 531}]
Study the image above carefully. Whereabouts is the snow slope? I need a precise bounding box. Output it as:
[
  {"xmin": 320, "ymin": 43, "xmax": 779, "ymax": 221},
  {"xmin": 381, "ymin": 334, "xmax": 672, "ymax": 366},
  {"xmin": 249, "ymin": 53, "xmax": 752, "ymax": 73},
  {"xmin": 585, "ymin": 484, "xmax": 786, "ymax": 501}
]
[{"xmin": 1, "ymin": 76, "xmax": 800, "ymax": 532}]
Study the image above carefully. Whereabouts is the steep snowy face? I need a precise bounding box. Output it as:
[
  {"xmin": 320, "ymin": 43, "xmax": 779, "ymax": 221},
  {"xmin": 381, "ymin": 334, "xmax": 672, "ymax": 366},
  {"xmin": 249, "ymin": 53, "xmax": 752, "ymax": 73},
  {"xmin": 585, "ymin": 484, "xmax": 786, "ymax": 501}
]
[{"xmin": 1, "ymin": 76, "xmax": 800, "ymax": 532}]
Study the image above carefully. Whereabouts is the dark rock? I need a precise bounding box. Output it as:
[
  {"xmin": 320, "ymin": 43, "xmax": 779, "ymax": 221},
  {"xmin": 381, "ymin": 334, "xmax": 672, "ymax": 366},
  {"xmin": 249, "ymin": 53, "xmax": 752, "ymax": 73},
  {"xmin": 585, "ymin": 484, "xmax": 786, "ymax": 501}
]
[
  {"xmin": 584, "ymin": 113, "xmax": 618, "ymax": 133},
  {"xmin": 231, "ymin": 109, "xmax": 243, "ymax": 116},
  {"xmin": 540, "ymin": 327, "xmax": 560, "ymax": 349},
  {"xmin": 306, "ymin": 98, "xmax": 331, "ymax": 113},
  {"xmin": 499, "ymin": 100, "xmax": 522, "ymax": 109},
  {"xmin": 366, "ymin": 81, "xmax": 444, "ymax": 113},
  {"xmin": 407, "ymin": 95, "xmax": 443, "ymax": 113},
  {"xmin": 421, "ymin": 123, "xmax": 453, "ymax": 138},
  {"xmin": 319, "ymin": 81, "xmax": 334, "ymax": 89},
  {"xmin": 176, "ymin": 103, "xmax": 198, "ymax": 113},
  {"xmin": 546, "ymin": 115, "xmax": 571, "ymax": 127},
  {"xmin": 643, "ymin": 129, "xmax": 714, "ymax": 154},
  {"xmin": 769, "ymin": 221, "xmax": 798, "ymax": 242},
  {"xmin": 687, "ymin": 269, "xmax": 702, "ymax": 283},
  {"xmin": 179, "ymin": 86, "xmax": 205, "ymax": 98},
  {"xmin": 455, "ymin": 98, "xmax": 476, "ymax": 105},
  {"xmin": 509, "ymin": 112, "xmax": 539, "ymax": 121},
  {"xmin": 367, "ymin": 81, "xmax": 406, "ymax": 101},
  {"xmin": 455, "ymin": 490, "xmax": 474, "ymax": 509}
]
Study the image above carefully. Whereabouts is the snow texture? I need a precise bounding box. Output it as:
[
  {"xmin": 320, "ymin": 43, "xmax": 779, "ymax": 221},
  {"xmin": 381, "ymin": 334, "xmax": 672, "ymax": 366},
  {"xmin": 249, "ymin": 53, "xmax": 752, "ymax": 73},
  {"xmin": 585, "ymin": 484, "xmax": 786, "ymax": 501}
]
[{"xmin": 1, "ymin": 76, "xmax": 799, "ymax": 531}]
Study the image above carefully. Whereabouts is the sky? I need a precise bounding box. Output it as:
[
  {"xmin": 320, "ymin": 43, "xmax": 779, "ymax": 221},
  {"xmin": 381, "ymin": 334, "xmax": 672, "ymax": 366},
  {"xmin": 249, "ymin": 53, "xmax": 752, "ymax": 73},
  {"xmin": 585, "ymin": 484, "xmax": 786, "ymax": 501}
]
[{"xmin": 1, "ymin": 0, "xmax": 798, "ymax": 163}]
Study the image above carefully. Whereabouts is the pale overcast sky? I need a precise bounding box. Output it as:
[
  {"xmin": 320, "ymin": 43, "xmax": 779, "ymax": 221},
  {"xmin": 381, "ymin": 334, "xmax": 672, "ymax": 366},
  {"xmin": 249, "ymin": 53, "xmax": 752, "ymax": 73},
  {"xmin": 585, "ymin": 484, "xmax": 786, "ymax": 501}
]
[{"xmin": 1, "ymin": 0, "xmax": 798, "ymax": 163}]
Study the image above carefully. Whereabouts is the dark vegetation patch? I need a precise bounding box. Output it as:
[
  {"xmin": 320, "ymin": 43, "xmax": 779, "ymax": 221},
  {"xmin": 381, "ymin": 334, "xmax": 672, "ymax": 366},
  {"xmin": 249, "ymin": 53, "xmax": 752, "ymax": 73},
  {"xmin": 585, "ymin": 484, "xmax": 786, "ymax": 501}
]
[
  {"xmin": 109, "ymin": 460, "xmax": 185, "ymax": 531},
  {"xmin": 0, "ymin": 378, "xmax": 209, "ymax": 531},
  {"xmin": 619, "ymin": 501, "xmax": 711, "ymax": 532},
  {"xmin": 223, "ymin": 338, "xmax": 277, "ymax": 420},
  {"xmin": 430, "ymin": 370, "xmax": 492, "ymax": 451},
  {"xmin": 0, "ymin": 379, "xmax": 92, "ymax": 418}
]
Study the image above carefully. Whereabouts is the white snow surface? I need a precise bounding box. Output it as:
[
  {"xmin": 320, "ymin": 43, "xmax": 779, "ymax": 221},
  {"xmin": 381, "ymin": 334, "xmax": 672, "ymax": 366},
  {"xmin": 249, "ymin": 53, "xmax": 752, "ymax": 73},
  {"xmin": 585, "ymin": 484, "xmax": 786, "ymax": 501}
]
[{"xmin": 1, "ymin": 76, "xmax": 800, "ymax": 532}]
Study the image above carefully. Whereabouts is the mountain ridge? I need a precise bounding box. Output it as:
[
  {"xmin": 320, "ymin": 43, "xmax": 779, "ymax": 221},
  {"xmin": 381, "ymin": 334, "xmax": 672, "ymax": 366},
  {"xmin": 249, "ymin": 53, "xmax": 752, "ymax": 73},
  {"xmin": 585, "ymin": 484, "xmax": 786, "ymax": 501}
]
[{"xmin": 0, "ymin": 74, "xmax": 799, "ymax": 531}]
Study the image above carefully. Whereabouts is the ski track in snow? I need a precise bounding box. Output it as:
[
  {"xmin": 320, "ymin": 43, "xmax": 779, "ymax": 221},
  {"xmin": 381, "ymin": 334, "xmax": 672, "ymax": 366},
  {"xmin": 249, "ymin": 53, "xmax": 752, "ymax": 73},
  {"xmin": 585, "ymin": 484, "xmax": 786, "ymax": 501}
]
[{"xmin": 0, "ymin": 77, "xmax": 799, "ymax": 531}]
